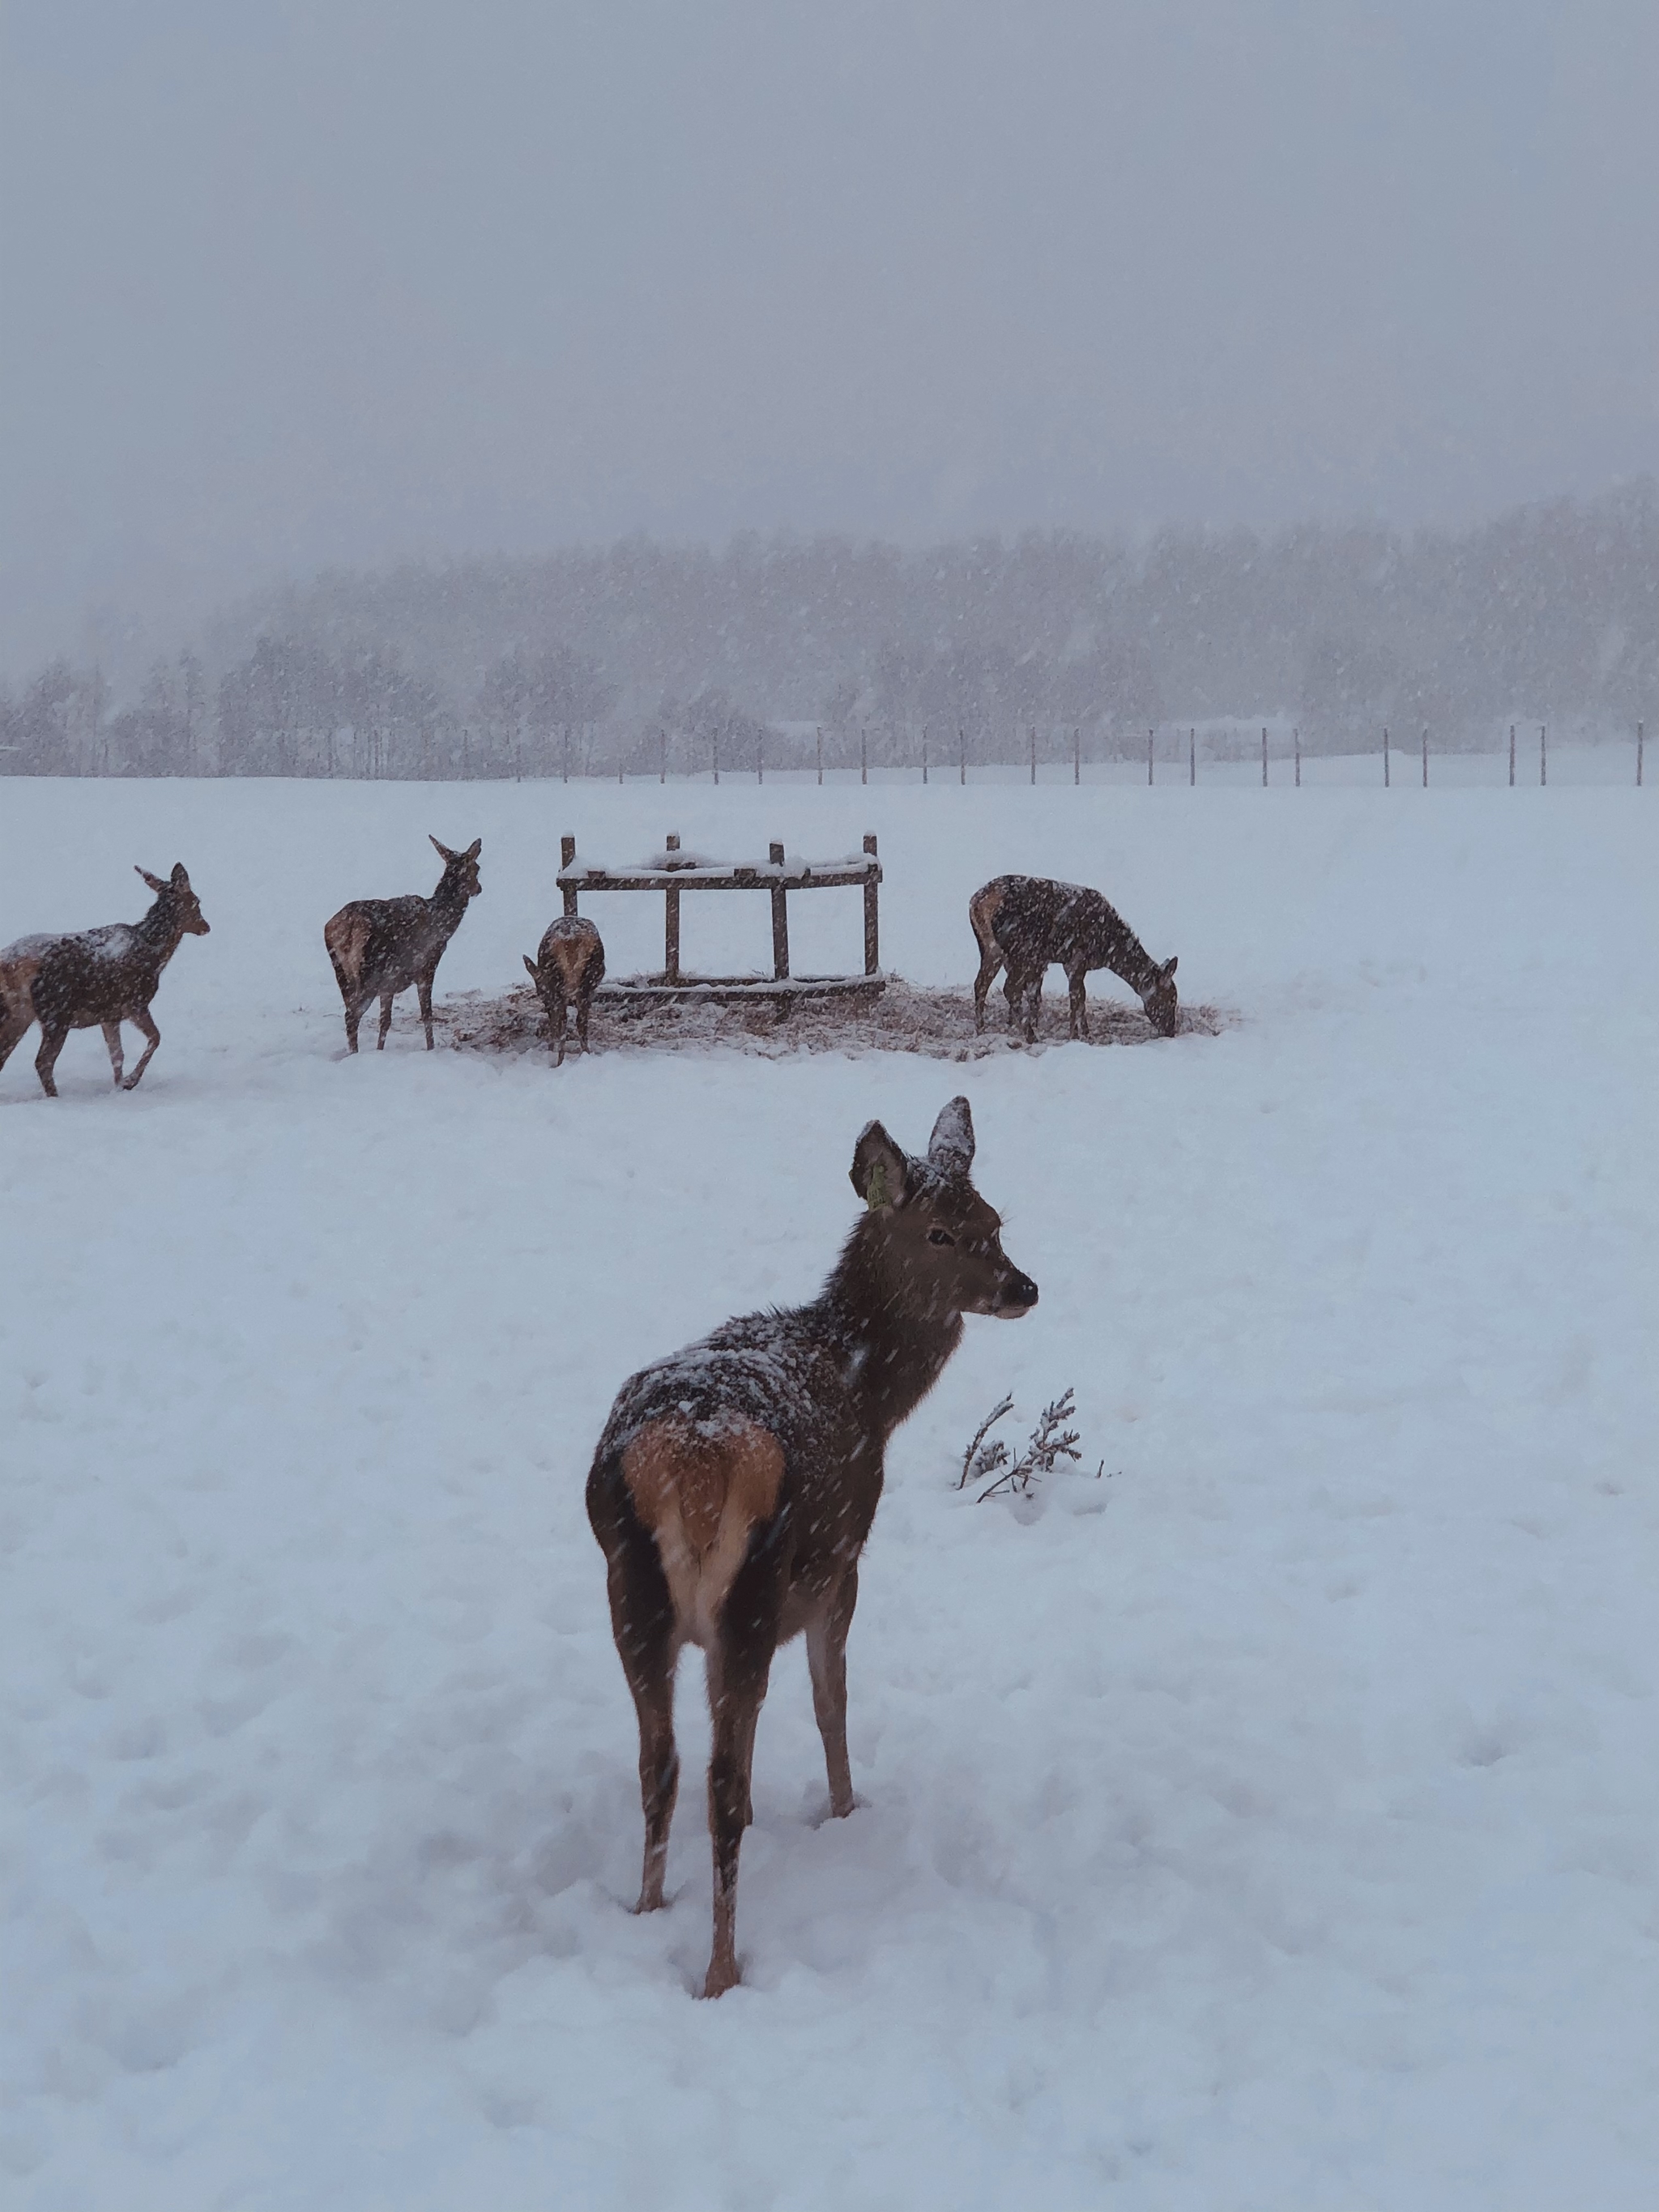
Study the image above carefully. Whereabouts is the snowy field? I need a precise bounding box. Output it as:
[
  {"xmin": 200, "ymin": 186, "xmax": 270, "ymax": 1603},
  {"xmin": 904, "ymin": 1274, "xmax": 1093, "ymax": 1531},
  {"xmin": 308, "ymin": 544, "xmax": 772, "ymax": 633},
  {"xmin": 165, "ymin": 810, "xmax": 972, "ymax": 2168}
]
[{"xmin": 2, "ymin": 771, "xmax": 1654, "ymax": 2212}]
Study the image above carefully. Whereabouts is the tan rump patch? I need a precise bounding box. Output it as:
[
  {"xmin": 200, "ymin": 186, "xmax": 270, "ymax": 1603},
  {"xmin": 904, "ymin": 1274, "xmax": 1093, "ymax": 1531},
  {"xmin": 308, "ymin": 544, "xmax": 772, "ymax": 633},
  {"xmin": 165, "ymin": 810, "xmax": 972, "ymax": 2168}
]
[
  {"xmin": 324, "ymin": 909, "xmax": 373, "ymax": 987},
  {"xmin": 969, "ymin": 881, "xmax": 1006, "ymax": 953},
  {"xmin": 622, "ymin": 1418, "xmax": 785, "ymax": 1646},
  {"xmin": 550, "ymin": 938, "xmax": 593, "ymax": 991}
]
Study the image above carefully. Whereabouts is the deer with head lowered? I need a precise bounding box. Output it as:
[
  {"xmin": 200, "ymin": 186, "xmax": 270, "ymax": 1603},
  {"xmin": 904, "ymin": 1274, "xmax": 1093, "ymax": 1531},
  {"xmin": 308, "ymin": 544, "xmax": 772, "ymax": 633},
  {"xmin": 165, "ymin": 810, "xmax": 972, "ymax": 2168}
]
[
  {"xmin": 0, "ymin": 863, "xmax": 210, "ymax": 1097},
  {"xmin": 523, "ymin": 915, "xmax": 605, "ymax": 1065},
  {"xmin": 585, "ymin": 1095, "xmax": 1038, "ymax": 1997},
  {"xmin": 324, "ymin": 836, "xmax": 481, "ymax": 1053},
  {"xmin": 970, "ymin": 873, "xmax": 1179, "ymax": 1044}
]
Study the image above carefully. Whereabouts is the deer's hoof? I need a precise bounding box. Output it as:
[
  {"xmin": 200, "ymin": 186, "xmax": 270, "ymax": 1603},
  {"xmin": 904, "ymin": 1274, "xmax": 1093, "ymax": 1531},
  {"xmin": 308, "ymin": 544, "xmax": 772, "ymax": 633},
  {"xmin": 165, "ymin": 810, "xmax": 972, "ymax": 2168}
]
[{"xmin": 701, "ymin": 1958, "xmax": 740, "ymax": 2000}]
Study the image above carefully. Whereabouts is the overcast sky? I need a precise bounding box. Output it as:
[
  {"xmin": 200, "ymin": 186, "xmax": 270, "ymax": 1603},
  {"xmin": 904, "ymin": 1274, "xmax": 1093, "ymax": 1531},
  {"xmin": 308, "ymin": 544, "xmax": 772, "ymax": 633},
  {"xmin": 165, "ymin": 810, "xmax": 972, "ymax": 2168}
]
[{"xmin": 2, "ymin": 0, "xmax": 1655, "ymax": 672}]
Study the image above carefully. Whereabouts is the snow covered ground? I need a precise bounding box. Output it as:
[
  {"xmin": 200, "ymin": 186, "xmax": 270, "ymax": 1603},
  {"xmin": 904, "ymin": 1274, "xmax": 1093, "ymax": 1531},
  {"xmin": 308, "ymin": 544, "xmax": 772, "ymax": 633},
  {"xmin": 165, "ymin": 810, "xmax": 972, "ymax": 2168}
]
[{"xmin": 2, "ymin": 771, "xmax": 1654, "ymax": 2211}]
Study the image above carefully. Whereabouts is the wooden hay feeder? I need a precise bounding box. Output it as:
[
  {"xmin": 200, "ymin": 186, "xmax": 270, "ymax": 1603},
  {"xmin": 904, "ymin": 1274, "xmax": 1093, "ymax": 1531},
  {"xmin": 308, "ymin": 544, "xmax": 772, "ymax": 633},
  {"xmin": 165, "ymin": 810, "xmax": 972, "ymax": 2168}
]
[{"xmin": 556, "ymin": 832, "xmax": 885, "ymax": 1016}]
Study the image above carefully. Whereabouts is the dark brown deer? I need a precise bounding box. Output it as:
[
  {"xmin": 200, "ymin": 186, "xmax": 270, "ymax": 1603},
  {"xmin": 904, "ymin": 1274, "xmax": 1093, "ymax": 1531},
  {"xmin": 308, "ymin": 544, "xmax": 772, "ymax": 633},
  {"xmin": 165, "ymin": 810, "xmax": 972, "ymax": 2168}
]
[
  {"xmin": 0, "ymin": 864, "xmax": 211, "ymax": 1098},
  {"xmin": 522, "ymin": 916, "xmax": 605, "ymax": 1065},
  {"xmin": 585, "ymin": 1096, "xmax": 1037, "ymax": 1997},
  {"xmin": 324, "ymin": 836, "xmax": 481, "ymax": 1053},
  {"xmin": 970, "ymin": 874, "xmax": 1179, "ymax": 1043}
]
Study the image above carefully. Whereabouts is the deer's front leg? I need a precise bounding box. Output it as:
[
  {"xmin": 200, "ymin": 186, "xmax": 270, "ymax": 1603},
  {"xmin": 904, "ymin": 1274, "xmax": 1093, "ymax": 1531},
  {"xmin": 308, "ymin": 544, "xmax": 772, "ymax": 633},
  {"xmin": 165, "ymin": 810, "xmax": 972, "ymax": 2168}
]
[
  {"xmin": 806, "ymin": 1565, "xmax": 859, "ymax": 1818},
  {"xmin": 377, "ymin": 993, "xmax": 394, "ymax": 1051},
  {"xmin": 122, "ymin": 1006, "xmax": 161, "ymax": 1090},
  {"xmin": 417, "ymin": 970, "xmax": 436, "ymax": 1049},
  {"xmin": 1067, "ymin": 969, "xmax": 1090, "ymax": 1041},
  {"xmin": 102, "ymin": 1021, "xmax": 125, "ymax": 1086},
  {"xmin": 34, "ymin": 1022, "xmax": 69, "ymax": 1097}
]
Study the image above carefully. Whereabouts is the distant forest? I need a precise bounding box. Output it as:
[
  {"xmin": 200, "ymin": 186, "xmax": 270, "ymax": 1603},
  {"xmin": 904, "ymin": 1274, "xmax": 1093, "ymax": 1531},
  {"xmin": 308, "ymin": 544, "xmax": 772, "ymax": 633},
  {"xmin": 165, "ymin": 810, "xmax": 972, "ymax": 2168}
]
[{"xmin": 3, "ymin": 483, "xmax": 1653, "ymax": 778}]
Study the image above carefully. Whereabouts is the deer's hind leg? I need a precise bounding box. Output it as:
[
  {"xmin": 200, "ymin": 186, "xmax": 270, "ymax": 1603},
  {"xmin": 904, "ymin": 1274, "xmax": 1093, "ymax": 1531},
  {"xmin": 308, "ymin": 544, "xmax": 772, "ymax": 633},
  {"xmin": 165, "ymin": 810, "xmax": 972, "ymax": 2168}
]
[
  {"xmin": 377, "ymin": 992, "xmax": 394, "ymax": 1051},
  {"xmin": 1067, "ymin": 965, "xmax": 1090, "ymax": 1042},
  {"xmin": 599, "ymin": 1507, "xmax": 682, "ymax": 1916},
  {"xmin": 102, "ymin": 1021, "xmax": 125, "ymax": 1086},
  {"xmin": 122, "ymin": 1005, "xmax": 161, "ymax": 1090},
  {"xmin": 705, "ymin": 1571, "xmax": 783, "ymax": 1999},
  {"xmin": 34, "ymin": 1021, "xmax": 70, "ymax": 1098},
  {"xmin": 972, "ymin": 942, "xmax": 1004, "ymax": 1034}
]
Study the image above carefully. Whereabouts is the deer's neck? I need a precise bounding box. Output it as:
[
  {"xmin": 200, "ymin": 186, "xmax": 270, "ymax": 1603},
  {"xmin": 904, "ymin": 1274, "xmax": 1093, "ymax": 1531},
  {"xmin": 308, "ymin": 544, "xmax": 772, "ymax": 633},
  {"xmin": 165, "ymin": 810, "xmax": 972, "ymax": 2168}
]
[
  {"xmin": 1091, "ymin": 902, "xmax": 1158, "ymax": 995},
  {"xmin": 132, "ymin": 901, "xmax": 185, "ymax": 972},
  {"xmin": 427, "ymin": 876, "xmax": 471, "ymax": 940},
  {"xmin": 820, "ymin": 1225, "xmax": 965, "ymax": 1443}
]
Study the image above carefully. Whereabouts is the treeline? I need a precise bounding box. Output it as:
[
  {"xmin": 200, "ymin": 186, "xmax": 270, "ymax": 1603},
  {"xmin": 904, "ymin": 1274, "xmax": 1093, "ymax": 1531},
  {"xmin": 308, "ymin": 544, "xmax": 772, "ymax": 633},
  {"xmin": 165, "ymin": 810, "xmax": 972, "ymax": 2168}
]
[{"xmin": 2, "ymin": 482, "xmax": 1653, "ymax": 777}]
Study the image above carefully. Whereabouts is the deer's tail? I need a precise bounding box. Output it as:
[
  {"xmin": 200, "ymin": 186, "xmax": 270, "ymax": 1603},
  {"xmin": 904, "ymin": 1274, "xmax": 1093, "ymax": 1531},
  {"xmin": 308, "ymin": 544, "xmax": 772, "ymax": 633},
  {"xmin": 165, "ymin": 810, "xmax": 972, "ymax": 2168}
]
[
  {"xmin": 620, "ymin": 1417, "xmax": 785, "ymax": 1647},
  {"xmin": 323, "ymin": 908, "xmax": 372, "ymax": 1001}
]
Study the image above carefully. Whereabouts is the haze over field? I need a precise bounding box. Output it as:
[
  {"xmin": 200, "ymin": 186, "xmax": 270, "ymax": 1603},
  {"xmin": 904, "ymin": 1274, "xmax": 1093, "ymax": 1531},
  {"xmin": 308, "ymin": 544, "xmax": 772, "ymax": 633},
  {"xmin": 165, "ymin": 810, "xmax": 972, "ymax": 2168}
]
[{"xmin": 2, "ymin": 0, "xmax": 1656, "ymax": 684}]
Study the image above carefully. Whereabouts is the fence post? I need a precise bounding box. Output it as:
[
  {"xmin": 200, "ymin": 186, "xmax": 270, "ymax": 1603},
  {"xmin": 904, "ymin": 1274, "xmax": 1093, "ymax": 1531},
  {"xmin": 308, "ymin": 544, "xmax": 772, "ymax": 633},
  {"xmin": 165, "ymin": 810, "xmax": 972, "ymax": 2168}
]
[
  {"xmin": 959, "ymin": 725, "xmax": 966, "ymax": 786},
  {"xmin": 923, "ymin": 726, "xmax": 928, "ymax": 785},
  {"xmin": 560, "ymin": 835, "xmax": 577, "ymax": 918},
  {"xmin": 1147, "ymin": 729, "xmax": 1154, "ymax": 786},
  {"xmin": 1384, "ymin": 725, "xmax": 1390, "ymax": 786},
  {"xmin": 663, "ymin": 834, "xmax": 681, "ymax": 982},
  {"xmin": 860, "ymin": 724, "xmax": 868, "ymax": 786},
  {"xmin": 1639, "ymin": 720, "xmax": 1645, "ymax": 786},
  {"xmin": 1508, "ymin": 724, "xmax": 1515, "ymax": 786},
  {"xmin": 769, "ymin": 842, "xmax": 789, "ymax": 978},
  {"xmin": 1030, "ymin": 725, "xmax": 1037, "ymax": 785},
  {"xmin": 757, "ymin": 733, "xmax": 763, "ymax": 786},
  {"xmin": 1294, "ymin": 727, "xmax": 1301, "ymax": 786},
  {"xmin": 817, "ymin": 727, "xmax": 823, "ymax": 786},
  {"xmin": 862, "ymin": 834, "xmax": 880, "ymax": 974},
  {"xmin": 563, "ymin": 729, "xmax": 569, "ymax": 785},
  {"xmin": 713, "ymin": 731, "xmax": 719, "ymax": 786},
  {"xmin": 1073, "ymin": 726, "xmax": 1081, "ymax": 786},
  {"xmin": 1190, "ymin": 727, "xmax": 1196, "ymax": 786},
  {"xmin": 1261, "ymin": 726, "xmax": 1269, "ymax": 786},
  {"xmin": 1422, "ymin": 726, "xmax": 1428, "ymax": 786},
  {"xmin": 1540, "ymin": 723, "xmax": 1546, "ymax": 787}
]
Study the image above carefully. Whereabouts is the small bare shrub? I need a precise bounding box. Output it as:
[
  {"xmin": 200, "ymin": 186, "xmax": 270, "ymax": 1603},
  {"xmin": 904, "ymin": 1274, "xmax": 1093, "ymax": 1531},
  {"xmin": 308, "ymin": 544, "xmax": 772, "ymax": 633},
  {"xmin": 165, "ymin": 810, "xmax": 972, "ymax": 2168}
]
[{"xmin": 957, "ymin": 1387, "xmax": 1101, "ymax": 1502}]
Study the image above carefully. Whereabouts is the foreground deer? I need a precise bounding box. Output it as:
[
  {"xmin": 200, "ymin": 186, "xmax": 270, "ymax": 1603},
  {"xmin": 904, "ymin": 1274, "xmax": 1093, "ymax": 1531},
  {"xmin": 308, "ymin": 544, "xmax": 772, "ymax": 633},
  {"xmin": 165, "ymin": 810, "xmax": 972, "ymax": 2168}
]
[
  {"xmin": 324, "ymin": 836, "xmax": 481, "ymax": 1052},
  {"xmin": 0, "ymin": 864, "xmax": 211, "ymax": 1097},
  {"xmin": 586, "ymin": 1096, "xmax": 1037, "ymax": 1997},
  {"xmin": 970, "ymin": 874, "xmax": 1179, "ymax": 1043},
  {"xmin": 523, "ymin": 916, "xmax": 605, "ymax": 1065}
]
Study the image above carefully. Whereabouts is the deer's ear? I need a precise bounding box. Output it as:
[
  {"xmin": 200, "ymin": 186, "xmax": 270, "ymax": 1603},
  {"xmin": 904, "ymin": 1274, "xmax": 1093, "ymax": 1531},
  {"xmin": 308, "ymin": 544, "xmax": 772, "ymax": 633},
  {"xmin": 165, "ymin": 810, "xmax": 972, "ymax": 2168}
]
[
  {"xmin": 928, "ymin": 1096, "xmax": 975, "ymax": 1176},
  {"xmin": 135, "ymin": 866, "xmax": 166, "ymax": 892},
  {"xmin": 430, "ymin": 835, "xmax": 457, "ymax": 862},
  {"xmin": 1161, "ymin": 956, "xmax": 1178, "ymax": 981},
  {"xmin": 851, "ymin": 1120, "xmax": 911, "ymax": 1211},
  {"xmin": 463, "ymin": 837, "xmax": 482, "ymax": 861},
  {"xmin": 523, "ymin": 954, "xmax": 539, "ymax": 980},
  {"xmin": 170, "ymin": 863, "xmax": 190, "ymax": 887}
]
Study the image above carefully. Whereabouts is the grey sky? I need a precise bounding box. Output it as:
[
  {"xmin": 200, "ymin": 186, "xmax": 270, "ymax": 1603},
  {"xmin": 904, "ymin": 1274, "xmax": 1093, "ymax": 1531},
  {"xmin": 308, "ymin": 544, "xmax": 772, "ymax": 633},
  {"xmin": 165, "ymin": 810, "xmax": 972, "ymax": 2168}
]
[{"xmin": 2, "ymin": 0, "xmax": 1654, "ymax": 673}]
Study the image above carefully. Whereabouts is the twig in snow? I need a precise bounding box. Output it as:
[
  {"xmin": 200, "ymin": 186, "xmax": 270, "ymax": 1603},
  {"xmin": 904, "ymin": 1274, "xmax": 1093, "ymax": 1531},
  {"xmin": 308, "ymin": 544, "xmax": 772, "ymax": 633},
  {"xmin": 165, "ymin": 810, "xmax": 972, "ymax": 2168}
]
[
  {"xmin": 957, "ymin": 1392, "xmax": 1014, "ymax": 1489},
  {"xmin": 962, "ymin": 1387, "xmax": 1087, "ymax": 1502}
]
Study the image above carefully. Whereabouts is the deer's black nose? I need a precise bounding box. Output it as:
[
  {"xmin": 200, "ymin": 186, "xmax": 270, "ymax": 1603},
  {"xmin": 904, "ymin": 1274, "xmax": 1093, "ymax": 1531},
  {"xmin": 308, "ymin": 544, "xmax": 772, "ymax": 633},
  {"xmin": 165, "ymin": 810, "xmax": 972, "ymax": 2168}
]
[{"xmin": 996, "ymin": 1269, "xmax": 1038, "ymax": 1315}]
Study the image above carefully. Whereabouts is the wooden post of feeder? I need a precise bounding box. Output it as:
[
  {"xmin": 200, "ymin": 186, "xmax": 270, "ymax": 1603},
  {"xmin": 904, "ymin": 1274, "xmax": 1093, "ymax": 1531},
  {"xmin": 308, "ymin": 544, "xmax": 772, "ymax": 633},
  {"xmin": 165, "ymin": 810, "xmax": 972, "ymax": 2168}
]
[
  {"xmin": 862, "ymin": 834, "xmax": 880, "ymax": 974},
  {"xmin": 769, "ymin": 842, "xmax": 790, "ymax": 979},
  {"xmin": 561, "ymin": 836, "xmax": 578, "ymax": 918},
  {"xmin": 663, "ymin": 833, "xmax": 682, "ymax": 982}
]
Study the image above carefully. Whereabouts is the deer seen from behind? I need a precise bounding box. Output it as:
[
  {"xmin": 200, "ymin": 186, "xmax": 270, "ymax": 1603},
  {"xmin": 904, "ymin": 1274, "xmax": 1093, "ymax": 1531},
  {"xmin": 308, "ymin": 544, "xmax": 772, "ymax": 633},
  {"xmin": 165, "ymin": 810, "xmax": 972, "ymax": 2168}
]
[
  {"xmin": 0, "ymin": 864, "xmax": 211, "ymax": 1098},
  {"xmin": 970, "ymin": 874, "xmax": 1179, "ymax": 1044},
  {"xmin": 585, "ymin": 1095, "xmax": 1038, "ymax": 1997},
  {"xmin": 523, "ymin": 915, "xmax": 605, "ymax": 1065},
  {"xmin": 324, "ymin": 836, "xmax": 481, "ymax": 1053}
]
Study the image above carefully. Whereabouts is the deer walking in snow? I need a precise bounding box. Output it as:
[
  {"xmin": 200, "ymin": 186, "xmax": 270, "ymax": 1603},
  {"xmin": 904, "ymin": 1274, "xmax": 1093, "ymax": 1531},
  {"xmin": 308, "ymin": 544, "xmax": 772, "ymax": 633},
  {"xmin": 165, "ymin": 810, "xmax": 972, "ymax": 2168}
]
[
  {"xmin": 970, "ymin": 874, "xmax": 1179, "ymax": 1043},
  {"xmin": 523, "ymin": 916, "xmax": 605, "ymax": 1064},
  {"xmin": 323, "ymin": 836, "xmax": 481, "ymax": 1053},
  {"xmin": 585, "ymin": 1096, "xmax": 1037, "ymax": 1997},
  {"xmin": 0, "ymin": 864, "xmax": 211, "ymax": 1097}
]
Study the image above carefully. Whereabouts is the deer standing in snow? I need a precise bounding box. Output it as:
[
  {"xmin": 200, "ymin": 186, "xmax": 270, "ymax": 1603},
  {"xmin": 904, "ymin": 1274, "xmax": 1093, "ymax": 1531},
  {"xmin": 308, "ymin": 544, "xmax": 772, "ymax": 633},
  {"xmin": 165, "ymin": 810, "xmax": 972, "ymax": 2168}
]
[
  {"xmin": 323, "ymin": 836, "xmax": 481, "ymax": 1053},
  {"xmin": 0, "ymin": 864, "xmax": 211, "ymax": 1097},
  {"xmin": 585, "ymin": 1096, "xmax": 1038, "ymax": 1997},
  {"xmin": 970, "ymin": 874, "xmax": 1179, "ymax": 1043},
  {"xmin": 522, "ymin": 915, "xmax": 605, "ymax": 1065}
]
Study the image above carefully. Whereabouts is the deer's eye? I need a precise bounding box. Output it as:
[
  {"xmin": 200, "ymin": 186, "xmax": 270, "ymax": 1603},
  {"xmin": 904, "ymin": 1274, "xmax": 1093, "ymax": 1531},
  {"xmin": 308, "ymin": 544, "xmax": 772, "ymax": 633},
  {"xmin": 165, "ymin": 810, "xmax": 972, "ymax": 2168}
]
[{"xmin": 927, "ymin": 1228, "xmax": 956, "ymax": 1247}]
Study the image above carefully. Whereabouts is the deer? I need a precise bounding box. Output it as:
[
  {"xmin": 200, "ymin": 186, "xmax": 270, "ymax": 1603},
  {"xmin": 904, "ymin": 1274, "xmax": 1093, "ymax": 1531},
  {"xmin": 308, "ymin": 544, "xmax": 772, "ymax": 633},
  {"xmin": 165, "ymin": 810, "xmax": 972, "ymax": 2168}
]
[
  {"xmin": 323, "ymin": 836, "xmax": 481, "ymax": 1053},
  {"xmin": 522, "ymin": 915, "xmax": 605, "ymax": 1065},
  {"xmin": 585, "ymin": 1095, "xmax": 1038, "ymax": 1998},
  {"xmin": 970, "ymin": 874, "xmax": 1179, "ymax": 1044},
  {"xmin": 0, "ymin": 864, "xmax": 211, "ymax": 1098}
]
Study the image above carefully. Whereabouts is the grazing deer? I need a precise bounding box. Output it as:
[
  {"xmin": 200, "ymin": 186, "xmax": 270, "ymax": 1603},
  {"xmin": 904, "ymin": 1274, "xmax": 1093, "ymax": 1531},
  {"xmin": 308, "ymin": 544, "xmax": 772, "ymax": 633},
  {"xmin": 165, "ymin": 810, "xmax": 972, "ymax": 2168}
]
[
  {"xmin": 970, "ymin": 874, "xmax": 1179, "ymax": 1043},
  {"xmin": 0, "ymin": 864, "xmax": 211, "ymax": 1098},
  {"xmin": 522, "ymin": 916, "xmax": 605, "ymax": 1065},
  {"xmin": 586, "ymin": 1096, "xmax": 1037, "ymax": 1997},
  {"xmin": 323, "ymin": 836, "xmax": 481, "ymax": 1053}
]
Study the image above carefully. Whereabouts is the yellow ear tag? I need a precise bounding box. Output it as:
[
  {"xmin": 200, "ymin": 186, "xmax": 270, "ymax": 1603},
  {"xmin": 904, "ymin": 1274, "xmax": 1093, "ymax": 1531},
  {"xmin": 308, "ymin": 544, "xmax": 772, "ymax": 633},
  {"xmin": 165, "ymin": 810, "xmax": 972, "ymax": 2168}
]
[{"xmin": 866, "ymin": 1159, "xmax": 889, "ymax": 1210}]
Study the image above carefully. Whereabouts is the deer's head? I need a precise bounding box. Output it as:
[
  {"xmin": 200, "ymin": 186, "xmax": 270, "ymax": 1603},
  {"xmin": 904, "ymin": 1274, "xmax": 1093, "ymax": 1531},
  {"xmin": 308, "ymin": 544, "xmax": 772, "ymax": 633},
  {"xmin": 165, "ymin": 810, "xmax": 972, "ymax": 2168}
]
[
  {"xmin": 137, "ymin": 863, "xmax": 210, "ymax": 935},
  {"xmin": 849, "ymin": 1097, "xmax": 1038, "ymax": 1322},
  {"xmin": 1142, "ymin": 954, "xmax": 1179, "ymax": 1037},
  {"xmin": 430, "ymin": 835, "xmax": 483, "ymax": 901}
]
